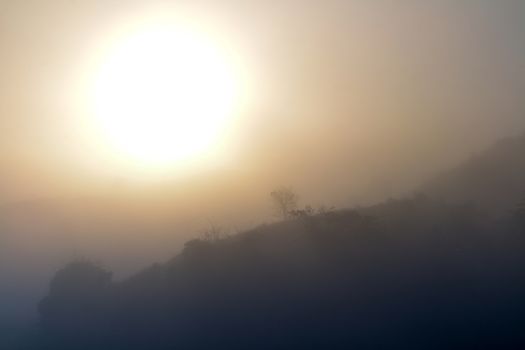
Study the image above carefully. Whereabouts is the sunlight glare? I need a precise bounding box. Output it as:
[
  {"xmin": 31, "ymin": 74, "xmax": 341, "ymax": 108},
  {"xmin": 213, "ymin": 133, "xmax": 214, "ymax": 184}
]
[{"xmin": 90, "ymin": 20, "xmax": 245, "ymax": 171}]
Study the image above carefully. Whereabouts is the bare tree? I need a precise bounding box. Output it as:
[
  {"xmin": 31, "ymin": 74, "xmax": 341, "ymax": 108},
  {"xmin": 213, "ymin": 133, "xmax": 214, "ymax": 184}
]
[
  {"xmin": 270, "ymin": 187, "xmax": 299, "ymax": 220},
  {"xmin": 201, "ymin": 221, "xmax": 227, "ymax": 242}
]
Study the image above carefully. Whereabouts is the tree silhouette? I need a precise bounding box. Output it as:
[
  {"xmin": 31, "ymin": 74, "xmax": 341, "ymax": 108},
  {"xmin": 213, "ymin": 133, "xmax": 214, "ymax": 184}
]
[
  {"xmin": 270, "ymin": 187, "xmax": 298, "ymax": 219},
  {"xmin": 201, "ymin": 221, "xmax": 227, "ymax": 242},
  {"xmin": 38, "ymin": 260, "xmax": 112, "ymax": 324}
]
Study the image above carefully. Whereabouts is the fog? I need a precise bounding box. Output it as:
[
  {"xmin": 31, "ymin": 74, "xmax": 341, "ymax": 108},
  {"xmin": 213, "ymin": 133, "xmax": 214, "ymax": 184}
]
[{"xmin": 1, "ymin": 0, "xmax": 525, "ymax": 330}]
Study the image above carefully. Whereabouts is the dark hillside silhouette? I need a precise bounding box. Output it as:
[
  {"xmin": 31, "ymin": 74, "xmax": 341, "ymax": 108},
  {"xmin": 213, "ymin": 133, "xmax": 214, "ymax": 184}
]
[{"xmin": 29, "ymin": 195, "xmax": 525, "ymax": 349}]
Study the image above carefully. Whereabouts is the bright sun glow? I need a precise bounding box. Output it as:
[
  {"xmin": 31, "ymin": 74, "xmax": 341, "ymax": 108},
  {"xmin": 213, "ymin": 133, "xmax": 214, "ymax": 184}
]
[{"xmin": 90, "ymin": 20, "xmax": 245, "ymax": 170}]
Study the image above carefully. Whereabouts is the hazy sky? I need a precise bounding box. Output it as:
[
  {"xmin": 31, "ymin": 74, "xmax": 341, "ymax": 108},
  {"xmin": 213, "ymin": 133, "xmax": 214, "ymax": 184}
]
[
  {"xmin": 1, "ymin": 0, "xmax": 525, "ymax": 324},
  {"xmin": 0, "ymin": 0, "xmax": 524, "ymax": 204}
]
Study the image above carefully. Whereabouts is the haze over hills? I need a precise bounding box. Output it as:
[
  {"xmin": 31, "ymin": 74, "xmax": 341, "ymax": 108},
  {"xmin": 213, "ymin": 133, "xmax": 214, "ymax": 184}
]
[
  {"xmin": 1, "ymin": 131, "xmax": 524, "ymax": 349},
  {"xmin": 424, "ymin": 132, "xmax": 525, "ymax": 215},
  {"xmin": 1, "ymin": 131, "xmax": 525, "ymax": 330},
  {"xmin": 28, "ymin": 175, "xmax": 525, "ymax": 349},
  {"xmin": 0, "ymin": 1, "xmax": 524, "ymax": 349}
]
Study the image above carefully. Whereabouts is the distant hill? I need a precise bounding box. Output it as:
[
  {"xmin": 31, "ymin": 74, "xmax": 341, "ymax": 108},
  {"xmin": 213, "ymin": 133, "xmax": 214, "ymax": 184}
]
[
  {"xmin": 30, "ymin": 196, "xmax": 525, "ymax": 349},
  {"xmin": 424, "ymin": 133, "xmax": 525, "ymax": 215},
  {"xmin": 9, "ymin": 133, "xmax": 525, "ymax": 349}
]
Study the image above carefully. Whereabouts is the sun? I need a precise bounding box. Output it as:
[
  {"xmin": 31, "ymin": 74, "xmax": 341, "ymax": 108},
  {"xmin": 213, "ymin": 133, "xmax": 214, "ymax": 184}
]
[{"xmin": 89, "ymin": 21, "xmax": 244, "ymax": 170}]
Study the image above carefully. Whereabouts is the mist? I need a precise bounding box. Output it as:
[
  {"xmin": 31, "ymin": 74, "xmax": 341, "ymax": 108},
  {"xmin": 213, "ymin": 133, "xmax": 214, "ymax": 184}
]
[{"xmin": 1, "ymin": 1, "xmax": 525, "ymax": 348}]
